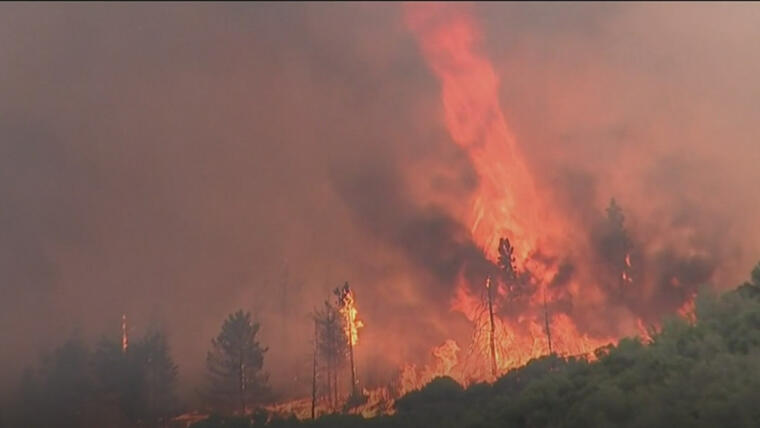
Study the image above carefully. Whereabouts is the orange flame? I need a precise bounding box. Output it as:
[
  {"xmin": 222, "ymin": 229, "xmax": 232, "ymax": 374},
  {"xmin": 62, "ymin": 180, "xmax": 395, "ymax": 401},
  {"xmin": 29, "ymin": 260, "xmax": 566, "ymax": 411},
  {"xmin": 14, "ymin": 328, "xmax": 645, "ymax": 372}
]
[
  {"xmin": 403, "ymin": 2, "xmax": 611, "ymax": 387},
  {"xmin": 339, "ymin": 287, "xmax": 363, "ymax": 347},
  {"xmin": 267, "ymin": 4, "xmax": 694, "ymax": 419},
  {"xmin": 405, "ymin": 3, "xmax": 560, "ymax": 263}
]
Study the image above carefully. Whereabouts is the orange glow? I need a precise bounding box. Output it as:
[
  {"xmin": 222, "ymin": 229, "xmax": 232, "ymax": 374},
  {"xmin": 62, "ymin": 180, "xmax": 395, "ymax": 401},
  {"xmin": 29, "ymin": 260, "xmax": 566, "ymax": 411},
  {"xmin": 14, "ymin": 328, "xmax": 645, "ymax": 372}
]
[
  {"xmin": 402, "ymin": 1, "xmax": 611, "ymax": 389},
  {"xmin": 338, "ymin": 287, "xmax": 363, "ymax": 347},
  {"xmin": 636, "ymin": 318, "xmax": 654, "ymax": 344},
  {"xmin": 267, "ymin": 3, "xmax": 700, "ymax": 419},
  {"xmin": 266, "ymin": 386, "xmax": 395, "ymax": 420},
  {"xmin": 677, "ymin": 293, "xmax": 697, "ymax": 323},
  {"xmin": 404, "ymin": 3, "xmax": 560, "ymax": 263}
]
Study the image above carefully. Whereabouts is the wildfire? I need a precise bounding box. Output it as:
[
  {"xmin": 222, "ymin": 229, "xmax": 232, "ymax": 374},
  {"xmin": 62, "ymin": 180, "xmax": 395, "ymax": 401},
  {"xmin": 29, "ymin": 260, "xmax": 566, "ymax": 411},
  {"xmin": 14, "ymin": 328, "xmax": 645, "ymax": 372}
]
[
  {"xmin": 404, "ymin": 2, "xmax": 563, "ymax": 264},
  {"xmin": 677, "ymin": 293, "xmax": 697, "ymax": 323},
  {"xmin": 338, "ymin": 285, "xmax": 364, "ymax": 347},
  {"xmin": 403, "ymin": 1, "xmax": 611, "ymax": 386},
  {"xmin": 268, "ymin": 3, "xmax": 701, "ymax": 421}
]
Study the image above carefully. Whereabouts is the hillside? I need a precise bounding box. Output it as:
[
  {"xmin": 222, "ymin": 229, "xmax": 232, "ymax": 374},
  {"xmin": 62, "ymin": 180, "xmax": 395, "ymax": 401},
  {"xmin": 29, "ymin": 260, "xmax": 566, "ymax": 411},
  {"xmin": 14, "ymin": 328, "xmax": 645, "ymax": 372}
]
[{"xmin": 193, "ymin": 264, "xmax": 760, "ymax": 428}]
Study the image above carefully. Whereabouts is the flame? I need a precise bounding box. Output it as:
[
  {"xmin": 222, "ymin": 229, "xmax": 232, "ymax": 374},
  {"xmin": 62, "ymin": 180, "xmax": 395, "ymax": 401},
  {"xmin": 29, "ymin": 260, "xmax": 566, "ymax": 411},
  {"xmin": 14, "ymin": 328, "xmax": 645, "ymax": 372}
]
[
  {"xmin": 622, "ymin": 252, "xmax": 634, "ymax": 283},
  {"xmin": 622, "ymin": 271, "xmax": 632, "ymax": 283},
  {"xmin": 266, "ymin": 3, "xmax": 696, "ymax": 420},
  {"xmin": 266, "ymin": 397, "xmax": 314, "ymax": 420},
  {"xmin": 404, "ymin": 3, "xmax": 562, "ymax": 263},
  {"xmin": 677, "ymin": 293, "xmax": 697, "ymax": 323},
  {"xmin": 338, "ymin": 287, "xmax": 364, "ymax": 347},
  {"xmin": 403, "ymin": 2, "xmax": 611, "ymax": 387},
  {"xmin": 266, "ymin": 387, "xmax": 396, "ymax": 421},
  {"xmin": 636, "ymin": 318, "xmax": 654, "ymax": 344},
  {"xmin": 271, "ymin": 6, "xmax": 617, "ymax": 418}
]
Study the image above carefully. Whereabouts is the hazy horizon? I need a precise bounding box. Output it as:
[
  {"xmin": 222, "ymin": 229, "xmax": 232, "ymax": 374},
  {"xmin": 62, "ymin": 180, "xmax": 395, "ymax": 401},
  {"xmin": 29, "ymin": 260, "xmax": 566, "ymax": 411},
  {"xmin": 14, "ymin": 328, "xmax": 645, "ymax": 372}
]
[{"xmin": 2, "ymin": 3, "xmax": 760, "ymax": 403}]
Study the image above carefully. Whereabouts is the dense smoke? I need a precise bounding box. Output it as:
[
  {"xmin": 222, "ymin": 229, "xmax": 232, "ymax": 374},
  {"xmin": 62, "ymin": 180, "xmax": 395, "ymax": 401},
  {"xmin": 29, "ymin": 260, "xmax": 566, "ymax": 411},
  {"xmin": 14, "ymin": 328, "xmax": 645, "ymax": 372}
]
[{"xmin": 1, "ymin": 2, "xmax": 759, "ymax": 402}]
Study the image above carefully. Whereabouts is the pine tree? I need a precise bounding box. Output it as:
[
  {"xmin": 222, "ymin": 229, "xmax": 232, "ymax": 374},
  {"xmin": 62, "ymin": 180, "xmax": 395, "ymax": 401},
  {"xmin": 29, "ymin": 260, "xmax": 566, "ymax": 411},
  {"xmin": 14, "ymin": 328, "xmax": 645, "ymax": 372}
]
[
  {"xmin": 92, "ymin": 330, "xmax": 178, "ymax": 427},
  {"xmin": 205, "ymin": 310, "xmax": 269, "ymax": 415},
  {"xmin": 135, "ymin": 331, "xmax": 178, "ymax": 425}
]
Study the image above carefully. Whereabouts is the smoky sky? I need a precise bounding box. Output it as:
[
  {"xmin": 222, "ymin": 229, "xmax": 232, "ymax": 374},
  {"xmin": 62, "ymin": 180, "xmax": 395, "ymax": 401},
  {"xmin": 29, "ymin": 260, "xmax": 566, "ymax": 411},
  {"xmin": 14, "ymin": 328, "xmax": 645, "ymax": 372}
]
[{"xmin": 2, "ymin": 2, "xmax": 760, "ymax": 399}]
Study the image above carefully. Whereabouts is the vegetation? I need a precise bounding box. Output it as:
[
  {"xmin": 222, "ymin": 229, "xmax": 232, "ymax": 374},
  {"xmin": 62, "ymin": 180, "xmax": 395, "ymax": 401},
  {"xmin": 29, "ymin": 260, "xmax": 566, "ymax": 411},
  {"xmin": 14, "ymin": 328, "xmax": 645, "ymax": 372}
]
[
  {"xmin": 205, "ymin": 310, "xmax": 270, "ymax": 415},
  {"xmin": 314, "ymin": 299, "xmax": 347, "ymax": 409},
  {"xmin": 193, "ymin": 263, "xmax": 760, "ymax": 428},
  {"xmin": 4, "ymin": 331, "xmax": 178, "ymax": 428},
  {"xmin": 6, "ymin": 266, "xmax": 760, "ymax": 428}
]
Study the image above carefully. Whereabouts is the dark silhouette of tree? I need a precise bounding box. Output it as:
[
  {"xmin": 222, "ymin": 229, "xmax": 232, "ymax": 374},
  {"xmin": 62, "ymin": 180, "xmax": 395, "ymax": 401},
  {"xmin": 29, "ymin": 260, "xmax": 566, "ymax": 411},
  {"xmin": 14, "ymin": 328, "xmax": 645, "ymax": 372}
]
[
  {"xmin": 486, "ymin": 277, "xmax": 498, "ymax": 377},
  {"xmin": 497, "ymin": 238, "xmax": 530, "ymax": 298},
  {"xmin": 600, "ymin": 198, "xmax": 635, "ymax": 288},
  {"xmin": 4, "ymin": 330, "xmax": 177, "ymax": 428},
  {"xmin": 38, "ymin": 337, "xmax": 94, "ymax": 428},
  {"xmin": 205, "ymin": 310, "xmax": 269, "ymax": 415},
  {"xmin": 311, "ymin": 316, "xmax": 318, "ymax": 419},
  {"xmin": 497, "ymin": 237, "xmax": 517, "ymax": 282},
  {"xmin": 738, "ymin": 262, "xmax": 760, "ymax": 298},
  {"xmin": 134, "ymin": 331, "xmax": 179, "ymax": 425},
  {"xmin": 92, "ymin": 336, "xmax": 141, "ymax": 426},
  {"xmin": 92, "ymin": 330, "xmax": 178, "ymax": 427},
  {"xmin": 191, "ymin": 261, "xmax": 760, "ymax": 428},
  {"xmin": 314, "ymin": 300, "xmax": 346, "ymax": 410}
]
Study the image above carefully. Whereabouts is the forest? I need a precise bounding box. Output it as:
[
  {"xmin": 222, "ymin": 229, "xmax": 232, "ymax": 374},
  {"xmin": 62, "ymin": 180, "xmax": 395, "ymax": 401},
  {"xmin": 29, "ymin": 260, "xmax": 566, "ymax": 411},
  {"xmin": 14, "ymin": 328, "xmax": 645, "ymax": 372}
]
[
  {"xmin": 197, "ymin": 262, "xmax": 760, "ymax": 428},
  {"xmin": 4, "ymin": 263, "xmax": 760, "ymax": 428},
  {"xmin": 3, "ymin": 4, "xmax": 760, "ymax": 428}
]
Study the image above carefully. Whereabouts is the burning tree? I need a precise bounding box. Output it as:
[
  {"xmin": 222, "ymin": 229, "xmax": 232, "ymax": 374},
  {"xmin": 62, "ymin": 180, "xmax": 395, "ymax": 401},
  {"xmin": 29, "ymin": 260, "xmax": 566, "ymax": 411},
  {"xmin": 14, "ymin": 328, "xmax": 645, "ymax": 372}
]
[
  {"xmin": 334, "ymin": 282, "xmax": 364, "ymax": 406},
  {"xmin": 484, "ymin": 277, "xmax": 498, "ymax": 377},
  {"xmin": 311, "ymin": 283, "xmax": 366, "ymax": 413},
  {"xmin": 467, "ymin": 238, "xmax": 556, "ymax": 378},
  {"xmin": 498, "ymin": 238, "xmax": 517, "ymax": 283},
  {"xmin": 498, "ymin": 238, "xmax": 533, "ymax": 298},
  {"xmin": 599, "ymin": 198, "xmax": 635, "ymax": 289},
  {"xmin": 205, "ymin": 310, "xmax": 270, "ymax": 415}
]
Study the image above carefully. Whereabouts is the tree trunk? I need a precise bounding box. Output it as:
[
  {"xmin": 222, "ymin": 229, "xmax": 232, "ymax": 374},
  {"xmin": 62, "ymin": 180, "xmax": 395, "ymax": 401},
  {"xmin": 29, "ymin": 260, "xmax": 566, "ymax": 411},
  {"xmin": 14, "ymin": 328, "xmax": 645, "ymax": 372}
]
[
  {"xmin": 543, "ymin": 290, "xmax": 553, "ymax": 355},
  {"xmin": 311, "ymin": 318, "xmax": 318, "ymax": 419},
  {"xmin": 348, "ymin": 324, "xmax": 357, "ymax": 397},
  {"xmin": 239, "ymin": 348, "xmax": 246, "ymax": 416},
  {"xmin": 334, "ymin": 371, "xmax": 339, "ymax": 409},
  {"xmin": 326, "ymin": 330, "xmax": 333, "ymax": 409},
  {"xmin": 486, "ymin": 277, "xmax": 497, "ymax": 377}
]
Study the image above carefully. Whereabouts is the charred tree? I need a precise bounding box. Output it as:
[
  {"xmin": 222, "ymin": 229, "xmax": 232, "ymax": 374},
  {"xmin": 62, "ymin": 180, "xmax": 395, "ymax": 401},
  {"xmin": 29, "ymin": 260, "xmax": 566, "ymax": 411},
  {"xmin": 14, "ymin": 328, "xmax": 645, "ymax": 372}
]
[
  {"xmin": 599, "ymin": 198, "xmax": 635, "ymax": 290},
  {"xmin": 543, "ymin": 290, "xmax": 553, "ymax": 354},
  {"xmin": 335, "ymin": 283, "xmax": 358, "ymax": 398},
  {"xmin": 485, "ymin": 277, "xmax": 498, "ymax": 377},
  {"xmin": 311, "ymin": 316, "xmax": 318, "ymax": 420},
  {"xmin": 315, "ymin": 300, "xmax": 346, "ymax": 410},
  {"xmin": 498, "ymin": 238, "xmax": 517, "ymax": 283}
]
